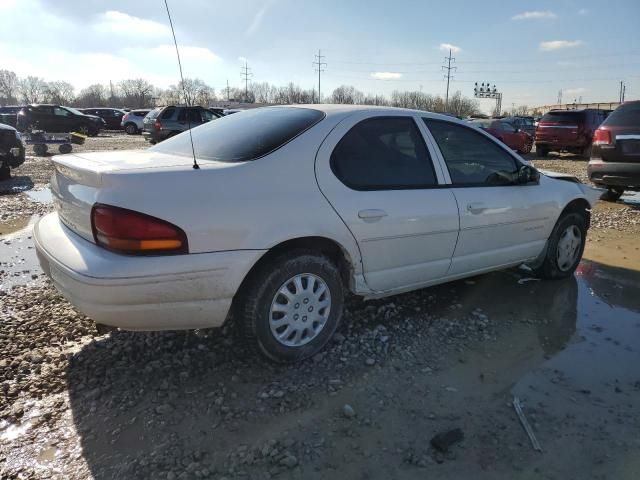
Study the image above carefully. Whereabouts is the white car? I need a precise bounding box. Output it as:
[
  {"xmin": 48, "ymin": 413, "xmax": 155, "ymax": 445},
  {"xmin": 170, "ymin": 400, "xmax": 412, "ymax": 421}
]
[
  {"xmin": 34, "ymin": 105, "xmax": 599, "ymax": 362},
  {"xmin": 121, "ymin": 109, "xmax": 151, "ymax": 135}
]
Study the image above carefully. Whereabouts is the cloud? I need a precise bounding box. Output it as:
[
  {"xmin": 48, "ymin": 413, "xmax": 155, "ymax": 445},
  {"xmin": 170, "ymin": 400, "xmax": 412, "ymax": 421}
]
[
  {"xmin": 578, "ymin": 8, "xmax": 589, "ymax": 15},
  {"xmin": 539, "ymin": 40, "xmax": 583, "ymax": 51},
  {"xmin": 370, "ymin": 72, "xmax": 403, "ymax": 80},
  {"xmin": 564, "ymin": 87, "xmax": 588, "ymax": 96},
  {"xmin": 439, "ymin": 43, "xmax": 461, "ymax": 54},
  {"xmin": 245, "ymin": 6, "xmax": 266, "ymax": 37},
  {"xmin": 93, "ymin": 10, "xmax": 170, "ymax": 36},
  {"xmin": 512, "ymin": 11, "xmax": 557, "ymax": 20},
  {"xmin": 149, "ymin": 45, "xmax": 221, "ymax": 62},
  {"xmin": 238, "ymin": 56, "xmax": 247, "ymax": 63}
]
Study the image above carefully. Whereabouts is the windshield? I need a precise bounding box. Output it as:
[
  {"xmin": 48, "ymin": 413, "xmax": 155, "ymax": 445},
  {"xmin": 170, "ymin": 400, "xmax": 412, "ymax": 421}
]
[
  {"xmin": 65, "ymin": 106, "xmax": 85, "ymax": 116},
  {"xmin": 150, "ymin": 107, "xmax": 325, "ymax": 162}
]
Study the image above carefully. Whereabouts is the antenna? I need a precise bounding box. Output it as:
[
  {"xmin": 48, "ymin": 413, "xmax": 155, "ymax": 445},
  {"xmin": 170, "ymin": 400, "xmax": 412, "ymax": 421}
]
[{"xmin": 163, "ymin": 0, "xmax": 199, "ymax": 170}]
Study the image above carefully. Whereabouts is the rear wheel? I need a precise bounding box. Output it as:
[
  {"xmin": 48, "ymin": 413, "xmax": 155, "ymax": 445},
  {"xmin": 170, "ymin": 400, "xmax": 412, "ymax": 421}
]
[
  {"xmin": 533, "ymin": 212, "xmax": 586, "ymax": 279},
  {"xmin": 600, "ymin": 187, "xmax": 624, "ymax": 202},
  {"xmin": 581, "ymin": 144, "xmax": 592, "ymax": 159},
  {"xmin": 58, "ymin": 143, "xmax": 72, "ymax": 154},
  {"xmin": 124, "ymin": 123, "xmax": 137, "ymax": 135},
  {"xmin": 33, "ymin": 143, "xmax": 48, "ymax": 156},
  {"xmin": 237, "ymin": 251, "xmax": 344, "ymax": 363},
  {"xmin": 535, "ymin": 145, "xmax": 549, "ymax": 157},
  {"xmin": 518, "ymin": 141, "xmax": 532, "ymax": 155}
]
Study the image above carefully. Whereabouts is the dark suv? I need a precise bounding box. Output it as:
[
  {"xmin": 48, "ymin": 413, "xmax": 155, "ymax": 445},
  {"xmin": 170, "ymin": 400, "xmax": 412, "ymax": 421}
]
[
  {"xmin": 535, "ymin": 109, "xmax": 610, "ymax": 157},
  {"xmin": 0, "ymin": 122, "xmax": 26, "ymax": 180},
  {"xmin": 16, "ymin": 104, "xmax": 105, "ymax": 136},
  {"xmin": 588, "ymin": 101, "xmax": 640, "ymax": 201},
  {"xmin": 142, "ymin": 106, "xmax": 219, "ymax": 144},
  {"xmin": 79, "ymin": 108, "xmax": 126, "ymax": 129}
]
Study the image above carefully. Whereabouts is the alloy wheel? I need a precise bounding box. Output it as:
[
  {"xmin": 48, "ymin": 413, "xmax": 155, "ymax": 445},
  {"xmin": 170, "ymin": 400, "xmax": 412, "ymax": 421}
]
[{"xmin": 556, "ymin": 225, "xmax": 582, "ymax": 271}]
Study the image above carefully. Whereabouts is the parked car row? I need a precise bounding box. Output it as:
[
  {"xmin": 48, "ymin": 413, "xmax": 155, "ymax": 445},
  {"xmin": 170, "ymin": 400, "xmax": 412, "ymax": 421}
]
[
  {"xmin": 0, "ymin": 121, "xmax": 26, "ymax": 180},
  {"xmin": 142, "ymin": 106, "xmax": 223, "ymax": 143},
  {"xmin": 468, "ymin": 118, "xmax": 533, "ymax": 154}
]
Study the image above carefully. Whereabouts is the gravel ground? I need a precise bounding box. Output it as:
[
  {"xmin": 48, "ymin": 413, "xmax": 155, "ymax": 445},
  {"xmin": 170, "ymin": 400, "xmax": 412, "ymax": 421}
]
[{"xmin": 1, "ymin": 135, "xmax": 640, "ymax": 479}]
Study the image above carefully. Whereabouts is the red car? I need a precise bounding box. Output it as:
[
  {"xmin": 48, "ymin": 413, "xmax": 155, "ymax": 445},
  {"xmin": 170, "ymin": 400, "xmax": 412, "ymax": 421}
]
[
  {"xmin": 470, "ymin": 119, "xmax": 533, "ymax": 154},
  {"xmin": 535, "ymin": 108, "xmax": 610, "ymax": 158}
]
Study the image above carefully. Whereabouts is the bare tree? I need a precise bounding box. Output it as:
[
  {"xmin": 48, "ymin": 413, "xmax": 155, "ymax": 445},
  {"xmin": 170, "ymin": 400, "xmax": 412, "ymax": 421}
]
[
  {"xmin": 118, "ymin": 78, "xmax": 155, "ymax": 108},
  {"xmin": 330, "ymin": 85, "xmax": 365, "ymax": 104},
  {"xmin": 19, "ymin": 76, "xmax": 49, "ymax": 104},
  {"xmin": 75, "ymin": 84, "xmax": 108, "ymax": 107},
  {"xmin": 47, "ymin": 81, "xmax": 75, "ymax": 105},
  {"xmin": 0, "ymin": 70, "xmax": 18, "ymax": 104}
]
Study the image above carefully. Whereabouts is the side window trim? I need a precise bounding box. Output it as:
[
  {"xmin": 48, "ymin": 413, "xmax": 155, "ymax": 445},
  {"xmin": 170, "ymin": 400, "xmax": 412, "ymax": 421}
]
[
  {"xmin": 422, "ymin": 118, "xmax": 524, "ymax": 188},
  {"xmin": 330, "ymin": 115, "xmax": 439, "ymax": 192},
  {"xmin": 413, "ymin": 114, "xmax": 450, "ymax": 185}
]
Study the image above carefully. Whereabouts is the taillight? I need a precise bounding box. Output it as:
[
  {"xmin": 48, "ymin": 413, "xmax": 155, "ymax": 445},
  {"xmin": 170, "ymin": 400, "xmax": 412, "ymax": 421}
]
[
  {"xmin": 154, "ymin": 119, "xmax": 161, "ymax": 131},
  {"xmin": 91, "ymin": 204, "xmax": 188, "ymax": 255},
  {"xmin": 593, "ymin": 128, "xmax": 613, "ymax": 146}
]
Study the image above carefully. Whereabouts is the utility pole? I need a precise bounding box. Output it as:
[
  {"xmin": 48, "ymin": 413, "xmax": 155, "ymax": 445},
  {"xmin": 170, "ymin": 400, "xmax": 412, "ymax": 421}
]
[
  {"xmin": 226, "ymin": 80, "xmax": 230, "ymax": 101},
  {"xmin": 240, "ymin": 61, "xmax": 252, "ymax": 102},
  {"xmin": 619, "ymin": 81, "xmax": 625, "ymax": 103},
  {"xmin": 474, "ymin": 82, "xmax": 502, "ymax": 115},
  {"xmin": 622, "ymin": 84, "xmax": 626, "ymax": 102},
  {"xmin": 313, "ymin": 49, "xmax": 326, "ymax": 103},
  {"xmin": 557, "ymin": 89, "xmax": 563, "ymax": 105},
  {"xmin": 442, "ymin": 49, "xmax": 456, "ymax": 112}
]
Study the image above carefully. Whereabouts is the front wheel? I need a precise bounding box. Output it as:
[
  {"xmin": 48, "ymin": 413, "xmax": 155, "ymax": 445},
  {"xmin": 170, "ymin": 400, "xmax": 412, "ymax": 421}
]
[
  {"xmin": 518, "ymin": 141, "xmax": 532, "ymax": 155},
  {"xmin": 535, "ymin": 145, "xmax": 549, "ymax": 157},
  {"xmin": 237, "ymin": 251, "xmax": 344, "ymax": 363},
  {"xmin": 124, "ymin": 123, "xmax": 137, "ymax": 135},
  {"xmin": 533, "ymin": 213, "xmax": 586, "ymax": 279}
]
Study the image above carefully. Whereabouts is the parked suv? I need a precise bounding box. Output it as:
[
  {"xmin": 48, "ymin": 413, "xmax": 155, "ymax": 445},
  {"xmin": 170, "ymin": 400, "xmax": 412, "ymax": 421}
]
[
  {"xmin": 0, "ymin": 106, "xmax": 24, "ymax": 128},
  {"xmin": 121, "ymin": 109, "xmax": 151, "ymax": 134},
  {"xmin": 535, "ymin": 109, "xmax": 610, "ymax": 157},
  {"xmin": 470, "ymin": 119, "xmax": 533, "ymax": 154},
  {"xmin": 0, "ymin": 122, "xmax": 26, "ymax": 180},
  {"xmin": 588, "ymin": 101, "xmax": 640, "ymax": 201},
  {"xmin": 16, "ymin": 104, "xmax": 105, "ymax": 136},
  {"xmin": 142, "ymin": 105, "xmax": 217, "ymax": 144},
  {"xmin": 80, "ymin": 108, "xmax": 126, "ymax": 130}
]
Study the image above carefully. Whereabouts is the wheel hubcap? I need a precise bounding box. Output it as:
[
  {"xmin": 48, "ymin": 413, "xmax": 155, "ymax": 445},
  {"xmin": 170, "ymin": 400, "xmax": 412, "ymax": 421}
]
[
  {"xmin": 556, "ymin": 225, "xmax": 582, "ymax": 271},
  {"xmin": 269, "ymin": 273, "xmax": 331, "ymax": 347}
]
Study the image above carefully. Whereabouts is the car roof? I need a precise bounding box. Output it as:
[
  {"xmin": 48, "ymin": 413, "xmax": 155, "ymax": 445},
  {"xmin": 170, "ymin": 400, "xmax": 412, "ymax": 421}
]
[{"xmin": 282, "ymin": 104, "xmax": 469, "ymax": 124}]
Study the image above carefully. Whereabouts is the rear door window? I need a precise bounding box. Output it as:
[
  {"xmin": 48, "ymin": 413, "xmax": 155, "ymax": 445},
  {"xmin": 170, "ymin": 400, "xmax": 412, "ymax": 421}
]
[
  {"xmin": 331, "ymin": 117, "xmax": 437, "ymax": 190},
  {"xmin": 150, "ymin": 107, "xmax": 325, "ymax": 162},
  {"xmin": 541, "ymin": 111, "xmax": 585, "ymax": 125},
  {"xmin": 161, "ymin": 107, "xmax": 176, "ymax": 120}
]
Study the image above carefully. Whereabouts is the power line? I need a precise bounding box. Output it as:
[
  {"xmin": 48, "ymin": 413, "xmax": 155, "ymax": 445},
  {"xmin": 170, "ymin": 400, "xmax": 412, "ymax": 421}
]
[
  {"xmin": 240, "ymin": 60, "xmax": 253, "ymax": 102},
  {"xmin": 442, "ymin": 49, "xmax": 456, "ymax": 111},
  {"xmin": 313, "ymin": 49, "xmax": 327, "ymax": 103}
]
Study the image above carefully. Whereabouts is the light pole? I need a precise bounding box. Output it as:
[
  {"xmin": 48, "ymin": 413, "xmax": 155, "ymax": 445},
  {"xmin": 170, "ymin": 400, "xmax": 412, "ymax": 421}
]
[{"xmin": 474, "ymin": 82, "xmax": 502, "ymax": 115}]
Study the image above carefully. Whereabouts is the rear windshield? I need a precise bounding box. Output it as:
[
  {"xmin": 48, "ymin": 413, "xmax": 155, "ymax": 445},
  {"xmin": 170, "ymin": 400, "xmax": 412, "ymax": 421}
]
[
  {"xmin": 603, "ymin": 102, "xmax": 640, "ymax": 127},
  {"xmin": 541, "ymin": 111, "xmax": 585, "ymax": 124},
  {"xmin": 150, "ymin": 107, "xmax": 325, "ymax": 162},
  {"xmin": 146, "ymin": 108, "xmax": 162, "ymax": 119}
]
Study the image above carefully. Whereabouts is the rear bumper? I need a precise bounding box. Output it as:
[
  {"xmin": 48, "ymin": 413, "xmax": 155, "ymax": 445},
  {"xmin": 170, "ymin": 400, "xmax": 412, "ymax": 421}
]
[
  {"xmin": 588, "ymin": 159, "xmax": 640, "ymax": 189},
  {"xmin": 535, "ymin": 140, "xmax": 588, "ymax": 150},
  {"xmin": 34, "ymin": 213, "xmax": 266, "ymax": 330}
]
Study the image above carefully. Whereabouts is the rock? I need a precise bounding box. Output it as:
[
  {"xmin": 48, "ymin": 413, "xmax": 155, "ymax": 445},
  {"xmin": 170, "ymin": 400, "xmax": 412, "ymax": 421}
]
[
  {"xmin": 342, "ymin": 404, "xmax": 356, "ymax": 418},
  {"xmin": 155, "ymin": 404, "xmax": 173, "ymax": 415},
  {"xmin": 365, "ymin": 358, "xmax": 376, "ymax": 366},
  {"xmin": 280, "ymin": 455, "xmax": 298, "ymax": 468},
  {"xmin": 430, "ymin": 428, "xmax": 464, "ymax": 453}
]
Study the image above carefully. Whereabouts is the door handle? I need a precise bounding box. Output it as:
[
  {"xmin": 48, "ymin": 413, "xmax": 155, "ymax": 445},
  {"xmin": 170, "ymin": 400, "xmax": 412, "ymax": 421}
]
[
  {"xmin": 466, "ymin": 202, "xmax": 487, "ymax": 214},
  {"xmin": 358, "ymin": 209, "xmax": 388, "ymax": 220}
]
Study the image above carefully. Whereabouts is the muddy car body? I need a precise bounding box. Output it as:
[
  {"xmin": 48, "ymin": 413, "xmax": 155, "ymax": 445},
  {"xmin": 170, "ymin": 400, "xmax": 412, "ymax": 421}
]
[
  {"xmin": 0, "ymin": 122, "xmax": 26, "ymax": 180},
  {"xmin": 34, "ymin": 105, "xmax": 600, "ymax": 361}
]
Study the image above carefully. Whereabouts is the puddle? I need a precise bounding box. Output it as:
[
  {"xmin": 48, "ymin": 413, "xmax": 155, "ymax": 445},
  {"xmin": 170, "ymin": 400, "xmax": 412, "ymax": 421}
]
[
  {"xmin": 621, "ymin": 191, "xmax": 640, "ymax": 206},
  {"xmin": 37, "ymin": 445, "xmax": 58, "ymax": 463},
  {"xmin": 25, "ymin": 188, "xmax": 53, "ymax": 204},
  {"xmin": 0, "ymin": 215, "xmax": 43, "ymax": 291},
  {"xmin": 0, "ymin": 215, "xmax": 32, "ymax": 235}
]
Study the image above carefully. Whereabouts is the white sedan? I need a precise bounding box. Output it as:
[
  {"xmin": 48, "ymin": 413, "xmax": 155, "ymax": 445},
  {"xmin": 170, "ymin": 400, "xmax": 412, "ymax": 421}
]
[{"xmin": 34, "ymin": 105, "xmax": 599, "ymax": 362}]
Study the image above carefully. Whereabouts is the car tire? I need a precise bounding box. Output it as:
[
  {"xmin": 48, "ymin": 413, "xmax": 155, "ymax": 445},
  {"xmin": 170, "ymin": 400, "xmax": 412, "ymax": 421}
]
[
  {"xmin": 33, "ymin": 143, "xmax": 48, "ymax": 156},
  {"xmin": 600, "ymin": 187, "xmax": 624, "ymax": 202},
  {"xmin": 0, "ymin": 165, "xmax": 10, "ymax": 181},
  {"xmin": 58, "ymin": 143, "xmax": 72, "ymax": 154},
  {"xmin": 518, "ymin": 142, "xmax": 532, "ymax": 155},
  {"xmin": 535, "ymin": 145, "xmax": 549, "ymax": 157},
  {"xmin": 237, "ymin": 250, "xmax": 344, "ymax": 363},
  {"xmin": 533, "ymin": 212, "xmax": 586, "ymax": 280},
  {"xmin": 124, "ymin": 123, "xmax": 137, "ymax": 135}
]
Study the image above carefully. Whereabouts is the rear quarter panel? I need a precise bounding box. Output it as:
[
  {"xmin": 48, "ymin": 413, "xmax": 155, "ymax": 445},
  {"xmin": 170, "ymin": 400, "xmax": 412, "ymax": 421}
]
[{"xmin": 92, "ymin": 114, "xmax": 364, "ymax": 276}]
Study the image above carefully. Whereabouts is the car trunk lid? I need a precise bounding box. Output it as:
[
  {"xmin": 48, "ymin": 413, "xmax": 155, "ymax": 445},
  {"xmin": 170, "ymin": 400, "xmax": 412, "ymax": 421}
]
[
  {"xmin": 536, "ymin": 111, "xmax": 585, "ymax": 144},
  {"xmin": 50, "ymin": 150, "xmax": 227, "ymax": 242}
]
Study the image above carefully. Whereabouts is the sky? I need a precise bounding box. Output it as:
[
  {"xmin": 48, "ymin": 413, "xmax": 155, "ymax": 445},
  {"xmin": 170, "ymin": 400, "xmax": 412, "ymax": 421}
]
[{"xmin": 0, "ymin": 0, "xmax": 639, "ymax": 112}]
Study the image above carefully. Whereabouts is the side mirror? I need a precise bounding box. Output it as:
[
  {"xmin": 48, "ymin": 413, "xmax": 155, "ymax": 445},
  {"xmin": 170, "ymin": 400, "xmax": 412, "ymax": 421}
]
[{"xmin": 518, "ymin": 165, "xmax": 540, "ymax": 184}]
